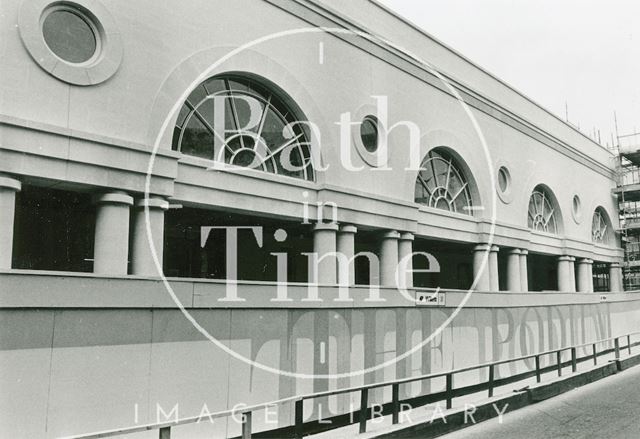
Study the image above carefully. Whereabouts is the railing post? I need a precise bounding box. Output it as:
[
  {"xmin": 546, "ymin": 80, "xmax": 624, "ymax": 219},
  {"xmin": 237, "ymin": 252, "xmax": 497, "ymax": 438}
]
[
  {"xmin": 294, "ymin": 399, "xmax": 303, "ymax": 439},
  {"xmin": 445, "ymin": 373, "xmax": 453, "ymax": 409},
  {"xmin": 628, "ymin": 335, "xmax": 632, "ymax": 355},
  {"xmin": 571, "ymin": 347, "xmax": 577, "ymax": 373},
  {"xmin": 159, "ymin": 427, "xmax": 171, "ymax": 439},
  {"xmin": 488, "ymin": 364, "xmax": 495, "ymax": 397},
  {"xmin": 359, "ymin": 388, "xmax": 369, "ymax": 434},
  {"xmin": 392, "ymin": 383, "xmax": 400, "ymax": 425},
  {"xmin": 242, "ymin": 411, "xmax": 252, "ymax": 439},
  {"xmin": 556, "ymin": 351, "xmax": 562, "ymax": 377},
  {"xmin": 535, "ymin": 355, "xmax": 541, "ymax": 383},
  {"xmin": 593, "ymin": 343, "xmax": 597, "ymax": 365},
  {"xmin": 615, "ymin": 337, "xmax": 620, "ymax": 359}
]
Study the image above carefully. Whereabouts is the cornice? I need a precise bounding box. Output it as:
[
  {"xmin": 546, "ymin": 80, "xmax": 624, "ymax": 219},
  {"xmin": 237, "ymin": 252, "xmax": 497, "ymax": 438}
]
[{"xmin": 264, "ymin": 0, "xmax": 615, "ymax": 179}]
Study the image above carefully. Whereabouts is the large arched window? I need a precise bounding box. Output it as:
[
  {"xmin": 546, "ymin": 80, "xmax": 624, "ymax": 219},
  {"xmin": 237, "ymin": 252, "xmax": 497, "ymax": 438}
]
[
  {"xmin": 592, "ymin": 207, "xmax": 612, "ymax": 244},
  {"xmin": 414, "ymin": 149, "xmax": 473, "ymax": 214},
  {"xmin": 172, "ymin": 74, "xmax": 314, "ymax": 181},
  {"xmin": 528, "ymin": 186, "xmax": 559, "ymax": 234}
]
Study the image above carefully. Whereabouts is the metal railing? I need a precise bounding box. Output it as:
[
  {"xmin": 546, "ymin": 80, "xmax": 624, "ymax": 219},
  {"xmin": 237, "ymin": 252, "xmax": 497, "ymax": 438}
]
[{"xmin": 63, "ymin": 331, "xmax": 640, "ymax": 439}]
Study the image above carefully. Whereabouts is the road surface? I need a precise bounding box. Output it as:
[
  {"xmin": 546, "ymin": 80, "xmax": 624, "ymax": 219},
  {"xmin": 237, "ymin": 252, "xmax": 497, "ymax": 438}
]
[{"xmin": 440, "ymin": 364, "xmax": 640, "ymax": 439}]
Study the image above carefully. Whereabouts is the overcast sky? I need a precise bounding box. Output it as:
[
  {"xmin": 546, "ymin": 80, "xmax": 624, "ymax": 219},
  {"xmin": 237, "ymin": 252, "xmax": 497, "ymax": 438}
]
[{"xmin": 378, "ymin": 0, "xmax": 639, "ymax": 147}]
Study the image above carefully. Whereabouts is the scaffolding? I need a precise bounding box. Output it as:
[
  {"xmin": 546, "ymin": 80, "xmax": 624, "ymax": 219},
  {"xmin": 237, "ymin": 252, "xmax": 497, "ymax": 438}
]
[{"xmin": 614, "ymin": 132, "xmax": 640, "ymax": 290}]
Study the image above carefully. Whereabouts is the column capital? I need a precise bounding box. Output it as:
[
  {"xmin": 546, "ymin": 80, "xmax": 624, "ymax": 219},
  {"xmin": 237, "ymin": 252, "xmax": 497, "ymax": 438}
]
[
  {"xmin": 507, "ymin": 248, "xmax": 521, "ymax": 255},
  {"xmin": 399, "ymin": 232, "xmax": 414, "ymax": 241},
  {"xmin": 610, "ymin": 261, "xmax": 622, "ymax": 268},
  {"xmin": 577, "ymin": 258, "xmax": 593, "ymax": 265},
  {"xmin": 93, "ymin": 191, "xmax": 134, "ymax": 206},
  {"xmin": 0, "ymin": 174, "xmax": 21, "ymax": 192},
  {"xmin": 490, "ymin": 245, "xmax": 500, "ymax": 252},
  {"xmin": 520, "ymin": 249, "xmax": 529, "ymax": 256},
  {"xmin": 338, "ymin": 224, "xmax": 357, "ymax": 234},
  {"xmin": 569, "ymin": 256, "xmax": 576, "ymax": 262},
  {"xmin": 313, "ymin": 222, "xmax": 339, "ymax": 232},
  {"xmin": 558, "ymin": 255, "xmax": 573, "ymax": 262},
  {"xmin": 381, "ymin": 230, "xmax": 400, "ymax": 240},
  {"xmin": 135, "ymin": 197, "xmax": 169, "ymax": 210},
  {"xmin": 474, "ymin": 243, "xmax": 491, "ymax": 252}
]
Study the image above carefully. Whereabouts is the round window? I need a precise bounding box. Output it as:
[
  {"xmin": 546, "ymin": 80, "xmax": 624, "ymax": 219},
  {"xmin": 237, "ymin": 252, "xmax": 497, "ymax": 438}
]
[
  {"xmin": 495, "ymin": 164, "xmax": 513, "ymax": 204},
  {"xmin": 42, "ymin": 7, "xmax": 98, "ymax": 64},
  {"xmin": 19, "ymin": 0, "xmax": 122, "ymax": 85},
  {"xmin": 497, "ymin": 167, "xmax": 510, "ymax": 193},
  {"xmin": 572, "ymin": 195, "xmax": 583, "ymax": 223},
  {"xmin": 360, "ymin": 116, "xmax": 379, "ymax": 153}
]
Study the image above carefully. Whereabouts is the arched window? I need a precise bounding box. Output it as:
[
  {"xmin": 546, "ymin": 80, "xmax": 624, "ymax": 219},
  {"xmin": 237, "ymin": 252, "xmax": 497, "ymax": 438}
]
[
  {"xmin": 592, "ymin": 208, "xmax": 612, "ymax": 244},
  {"xmin": 414, "ymin": 149, "xmax": 473, "ymax": 214},
  {"xmin": 172, "ymin": 74, "xmax": 314, "ymax": 181},
  {"xmin": 528, "ymin": 186, "xmax": 559, "ymax": 234}
]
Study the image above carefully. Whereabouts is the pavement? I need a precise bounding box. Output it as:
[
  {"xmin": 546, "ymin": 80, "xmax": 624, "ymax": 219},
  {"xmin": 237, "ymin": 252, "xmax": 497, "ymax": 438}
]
[{"xmin": 439, "ymin": 363, "xmax": 640, "ymax": 439}]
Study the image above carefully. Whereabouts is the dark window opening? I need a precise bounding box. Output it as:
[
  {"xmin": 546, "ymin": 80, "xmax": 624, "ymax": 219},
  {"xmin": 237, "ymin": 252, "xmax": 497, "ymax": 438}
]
[
  {"xmin": 412, "ymin": 238, "xmax": 473, "ymax": 290},
  {"xmin": 164, "ymin": 208, "xmax": 312, "ymax": 282},
  {"xmin": 354, "ymin": 230, "xmax": 381, "ymax": 286},
  {"xmin": 498, "ymin": 250, "xmax": 509, "ymax": 291},
  {"xmin": 13, "ymin": 185, "xmax": 95, "ymax": 272},
  {"xmin": 593, "ymin": 262, "xmax": 610, "ymax": 293},
  {"xmin": 528, "ymin": 253, "xmax": 558, "ymax": 291}
]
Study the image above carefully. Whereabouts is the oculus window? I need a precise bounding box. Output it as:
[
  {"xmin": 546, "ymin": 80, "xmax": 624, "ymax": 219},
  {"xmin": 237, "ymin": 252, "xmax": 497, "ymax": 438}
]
[
  {"xmin": 572, "ymin": 194, "xmax": 583, "ymax": 223},
  {"xmin": 42, "ymin": 8, "xmax": 97, "ymax": 63},
  {"xmin": 19, "ymin": 0, "xmax": 123, "ymax": 85},
  {"xmin": 359, "ymin": 115, "xmax": 380, "ymax": 153},
  {"xmin": 497, "ymin": 167, "xmax": 510, "ymax": 193}
]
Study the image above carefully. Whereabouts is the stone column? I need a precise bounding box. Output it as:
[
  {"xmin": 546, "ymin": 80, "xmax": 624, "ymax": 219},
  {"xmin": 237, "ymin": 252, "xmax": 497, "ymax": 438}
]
[
  {"xmin": 569, "ymin": 257, "xmax": 577, "ymax": 293},
  {"xmin": 336, "ymin": 224, "xmax": 357, "ymax": 286},
  {"xmin": 93, "ymin": 191, "xmax": 133, "ymax": 276},
  {"xmin": 131, "ymin": 197, "xmax": 169, "ymax": 276},
  {"xmin": 506, "ymin": 248, "xmax": 521, "ymax": 292},
  {"xmin": 609, "ymin": 262, "xmax": 623, "ymax": 293},
  {"xmin": 473, "ymin": 244, "xmax": 491, "ymax": 291},
  {"xmin": 557, "ymin": 256, "xmax": 573, "ymax": 292},
  {"xmin": 489, "ymin": 245, "xmax": 500, "ymax": 292},
  {"xmin": 576, "ymin": 258, "xmax": 594, "ymax": 293},
  {"xmin": 380, "ymin": 230, "xmax": 400, "ymax": 287},
  {"xmin": 398, "ymin": 232, "xmax": 415, "ymax": 290},
  {"xmin": 520, "ymin": 250, "xmax": 529, "ymax": 292},
  {"xmin": 312, "ymin": 222, "xmax": 338, "ymax": 284},
  {"xmin": 0, "ymin": 174, "xmax": 21, "ymax": 269},
  {"xmin": 93, "ymin": 191, "xmax": 134, "ymax": 275}
]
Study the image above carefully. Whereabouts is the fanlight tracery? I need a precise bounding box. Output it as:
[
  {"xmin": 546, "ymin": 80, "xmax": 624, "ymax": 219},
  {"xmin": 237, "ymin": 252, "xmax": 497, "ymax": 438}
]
[
  {"xmin": 414, "ymin": 149, "xmax": 473, "ymax": 215},
  {"xmin": 172, "ymin": 75, "xmax": 314, "ymax": 181},
  {"xmin": 592, "ymin": 208, "xmax": 611, "ymax": 244},
  {"xmin": 528, "ymin": 187, "xmax": 558, "ymax": 234}
]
